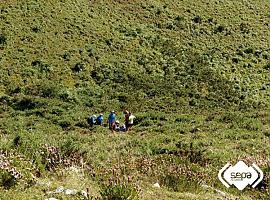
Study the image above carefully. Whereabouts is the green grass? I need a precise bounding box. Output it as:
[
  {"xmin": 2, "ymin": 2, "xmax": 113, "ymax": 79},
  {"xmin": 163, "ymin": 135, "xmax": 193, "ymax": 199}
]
[
  {"xmin": 0, "ymin": 109, "xmax": 269, "ymax": 199},
  {"xmin": 0, "ymin": 0, "xmax": 270, "ymax": 199}
]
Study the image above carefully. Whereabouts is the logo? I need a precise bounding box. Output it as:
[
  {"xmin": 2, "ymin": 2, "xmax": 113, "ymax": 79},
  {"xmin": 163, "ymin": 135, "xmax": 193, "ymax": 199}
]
[{"xmin": 218, "ymin": 161, "xmax": 263, "ymax": 190}]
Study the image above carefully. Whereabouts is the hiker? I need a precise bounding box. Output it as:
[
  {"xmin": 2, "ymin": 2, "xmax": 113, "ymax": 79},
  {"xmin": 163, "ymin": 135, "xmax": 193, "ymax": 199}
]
[
  {"xmin": 115, "ymin": 120, "xmax": 120, "ymax": 132},
  {"xmin": 128, "ymin": 112, "xmax": 136, "ymax": 131},
  {"xmin": 115, "ymin": 121, "xmax": 126, "ymax": 132},
  {"xmin": 120, "ymin": 123, "xmax": 126, "ymax": 132},
  {"xmin": 96, "ymin": 113, "xmax": 104, "ymax": 125},
  {"xmin": 124, "ymin": 110, "xmax": 129, "ymax": 132},
  {"xmin": 87, "ymin": 115, "xmax": 97, "ymax": 127},
  {"xmin": 108, "ymin": 111, "xmax": 116, "ymax": 132}
]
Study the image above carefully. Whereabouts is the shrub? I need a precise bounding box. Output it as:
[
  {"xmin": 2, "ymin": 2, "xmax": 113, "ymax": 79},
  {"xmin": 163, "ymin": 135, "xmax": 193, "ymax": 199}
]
[
  {"xmin": 31, "ymin": 60, "xmax": 52, "ymax": 73},
  {"xmin": 100, "ymin": 184, "xmax": 138, "ymax": 200},
  {"xmin": 214, "ymin": 25, "xmax": 225, "ymax": 33},
  {"xmin": 59, "ymin": 89, "xmax": 78, "ymax": 103},
  {"xmin": 160, "ymin": 172, "xmax": 200, "ymax": 192},
  {"xmin": 39, "ymin": 144, "xmax": 62, "ymax": 171},
  {"xmin": 0, "ymin": 171, "xmax": 17, "ymax": 189},
  {"xmin": 71, "ymin": 62, "xmax": 85, "ymax": 73},
  {"xmin": 62, "ymin": 52, "xmax": 71, "ymax": 61},
  {"xmin": 166, "ymin": 22, "xmax": 176, "ymax": 30},
  {"xmin": 263, "ymin": 63, "xmax": 270, "ymax": 70},
  {"xmin": 37, "ymin": 81, "xmax": 61, "ymax": 98},
  {"xmin": 175, "ymin": 142, "xmax": 209, "ymax": 166},
  {"xmin": 238, "ymin": 118, "xmax": 263, "ymax": 131},
  {"xmin": 132, "ymin": 115, "xmax": 148, "ymax": 124},
  {"xmin": 0, "ymin": 34, "xmax": 7, "ymax": 45},
  {"xmin": 220, "ymin": 112, "xmax": 240, "ymax": 123},
  {"xmin": 175, "ymin": 117, "xmax": 192, "ymax": 123},
  {"xmin": 105, "ymin": 38, "xmax": 113, "ymax": 46},
  {"xmin": 139, "ymin": 119, "xmax": 155, "ymax": 127},
  {"xmin": 11, "ymin": 96, "xmax": 43, "ymax": 111},
  {"xmin": 192, "ymin": 16, "xmax": 202, "ymax": 24},
  {"xmin": 156, "ymin": 157, "xmax": 206, "ymax": 193},
  {"xmin": 31, "ymin": 27, "xmax": 40, "ymax": 33},
  {"xmin": 0, "ymin": 151, "xmax": 37, "ymax": 189},
  {"xmin": 244, "ymin": 48, "xmax": 254, "ymax": 54},
  {"xmin": 0, "ymin": 95, "xmax": 11, "ymax": 104},
  {"xmin": 232, "ymin": 57, "xmax": 239, "ymax": 63},
  {"xmin": 13, "ymin": 135, "xmax": 21, "ymax": 147},
  {"xmin": 263, "ymin": 131, "xmax": 270, "ymax": 138},
  {"xmin": 240, "ymin": 23, "xmax": 250, "ymax": 34},
  {"xmin": 58, "ymin": 120, "xmax": 72, "ymax": 130},
  {"xmin": 74, "ymin": 121, "xmax": 89, "ymax": 129}
]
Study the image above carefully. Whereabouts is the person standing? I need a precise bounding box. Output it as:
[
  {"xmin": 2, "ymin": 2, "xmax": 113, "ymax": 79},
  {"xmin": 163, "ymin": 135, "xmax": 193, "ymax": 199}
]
[
  {"xmin": 124, "ymin": 109, "xmax": 129, "ymax": 132},
  {"xmin": 108, "ymin": 111, "xmax": 116, "ymax": 133},
  {"xmin": 128, "ymin": 112, "xmax": 136, "ymax": 131}
]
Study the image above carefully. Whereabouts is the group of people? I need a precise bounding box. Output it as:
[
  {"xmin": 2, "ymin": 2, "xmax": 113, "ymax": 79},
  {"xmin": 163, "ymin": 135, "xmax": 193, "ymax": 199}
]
[{"xmin": 88, "ymin": 109, "xmax": 136, "ymax": 133}]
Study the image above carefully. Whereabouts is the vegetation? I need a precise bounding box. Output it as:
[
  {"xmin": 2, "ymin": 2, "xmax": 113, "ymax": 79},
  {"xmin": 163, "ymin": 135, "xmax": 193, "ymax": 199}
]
[{"xmin": 0, "ymin": 0, "xmax": 269, "ymax": 199}]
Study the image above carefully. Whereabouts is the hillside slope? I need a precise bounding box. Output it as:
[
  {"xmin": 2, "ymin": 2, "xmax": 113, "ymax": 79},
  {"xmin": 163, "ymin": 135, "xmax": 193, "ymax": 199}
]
[
  {"xmin": 0, "ymin": 0, "xmax": 270, "ymax": 111},
  {"xmin": 0, "ymin": 1, "xmax": 270, "ymax": 200}
]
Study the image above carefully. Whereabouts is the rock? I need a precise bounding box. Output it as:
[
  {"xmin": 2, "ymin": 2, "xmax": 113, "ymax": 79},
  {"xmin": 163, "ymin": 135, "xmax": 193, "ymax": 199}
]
[
  {"xmin": 64, "ymin": 189, "xmax": 77, "ymax": 195},
  {"xmin": 36, "ymin": 181, "xmax": 52, "ymax": 187},
  {"xmin": 81, "ymin": 190, "xmax": 88, "ymax": 198},
  {"xmin": 55, "ymin": 186, "xmax": 64, "ymax": 193},
  {"xmin": 215, "ymin": 189, "xmax": 226, "ymax": 197},
  {"xmin": 201, "ymin": 184, "xmax": 210, "ymax": 189},
  {"xmin": 153, "ymin": 182, "xmax": 160, "ymax": 188}
]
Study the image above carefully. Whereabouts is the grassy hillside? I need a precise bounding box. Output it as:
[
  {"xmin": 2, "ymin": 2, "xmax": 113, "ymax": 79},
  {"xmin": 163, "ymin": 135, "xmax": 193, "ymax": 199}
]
[
  {"xmin": 1, "ymin": 0, "xmax": 270, "ymax": 110},
  {"xmin": 0, "ymin": 0, "xmax": 270, "ymax": 199}
]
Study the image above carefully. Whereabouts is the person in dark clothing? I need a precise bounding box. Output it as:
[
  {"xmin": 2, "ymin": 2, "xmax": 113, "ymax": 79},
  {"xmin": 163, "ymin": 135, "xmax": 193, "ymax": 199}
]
[
  {"xmin": 96, "ymin": 113, "xmax": 104, "ymax": 125},
  {"xmin": 124, "ymin": 110, "xmax": 129, "ymax": 132},
  {"xmin": 87, "ymin": 115, "xmax": 97, "ymax": 127}
]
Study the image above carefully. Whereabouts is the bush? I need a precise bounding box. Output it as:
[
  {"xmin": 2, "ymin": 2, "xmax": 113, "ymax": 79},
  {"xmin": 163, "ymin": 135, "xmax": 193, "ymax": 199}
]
[
  {"xmin": 36, "ymin": 81, "xmax": 61, "ymax": 98},
  {"xmin": 175, "ymin": 117, "xmax": 192, "ymax": 123},
  {"xmin": 160, "ymin": 173, "xmax": 200, "ymax": 192},
  {"xmin": 139, "ymin": 120, "xmax": 155, "ymax": 127},
  {"xmin": 59, "ymin": 89, "xmax": 78, "ymax": 103},
  {"xmin": 237, "ymin": 118, "xmax": 263, "ymax": 131},
  {"xmin": 31, "ymin": 60, "xmax": 52, "ymax": 73},
  {"xmin": 214, "ymin": 25, "xmax": 225, "ymax": 33},
  {"xmin": 71, "ymin": 62, "xmax": 85, "ymax": 73},
  {"xmin": 244, "ymin": 48, "xmax": 254, "ymax": 54},
  {"xmin": 39, "ymin": 144, "xmax": 62, "ymax": 171},
  {"xmin": 240, "ymin": 23, "xmax": 250, "ymax": 34},
  {"xmin": 62, "ymin": 52, "xmax": 71, "ymax": 61},
  {"xmin": 100, "ymin": 184, "xmax": 138, "ymax": 200},
  {"xmin": 0, "ymin": 151, "xmax": 37, "ymax": 189},
  {"xmin": 58, "ymin": 120, "xmax": 72, "ymax": 130},
  {"xmin": 156, "ymin": 157, "xmax": 206, "ymax": 193},
  {"xmin": 11, "ymin": 96, "xmax": 44, "ymax": 111},
  {"xmin": 263, "ymin": 63, "xmax": 270, "ymax": 70},
  {"xmin": 0, "ymin": 34, "xmax": 7, "ymax": 45},
  {"xmin": 0, "ymin": 171, "xmax": 17, "ymax": 189},
  {"xmin": 192, "ymin": 16, "xmax": 202, "ymax": 24},
  {"xmin": 175, "ymin": 142, "xmax": 209, "ymax": 166}
]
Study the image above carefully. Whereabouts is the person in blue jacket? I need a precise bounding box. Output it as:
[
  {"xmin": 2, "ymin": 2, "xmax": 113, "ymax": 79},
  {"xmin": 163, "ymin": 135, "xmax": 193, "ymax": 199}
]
[
  {"xmin": 96, "ymin": 113, "xmax": 104, "ymax": 125},
  {"xmin": 108, "ymin": 111, "xmax": 116, "ymax": 132}
]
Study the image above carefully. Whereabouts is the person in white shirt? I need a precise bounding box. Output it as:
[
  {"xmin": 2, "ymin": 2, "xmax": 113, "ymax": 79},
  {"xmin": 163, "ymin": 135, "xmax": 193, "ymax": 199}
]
[{"xmin": 128, "ymin": 113, "xmax": 136, "ymax": 131}]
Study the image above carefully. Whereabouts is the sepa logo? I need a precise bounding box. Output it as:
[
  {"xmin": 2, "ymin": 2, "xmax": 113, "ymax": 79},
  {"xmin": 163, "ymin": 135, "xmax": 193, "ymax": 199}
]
[{"xmin": 218, "ymin": 161, "xmax": 263, "ymax": 190}]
